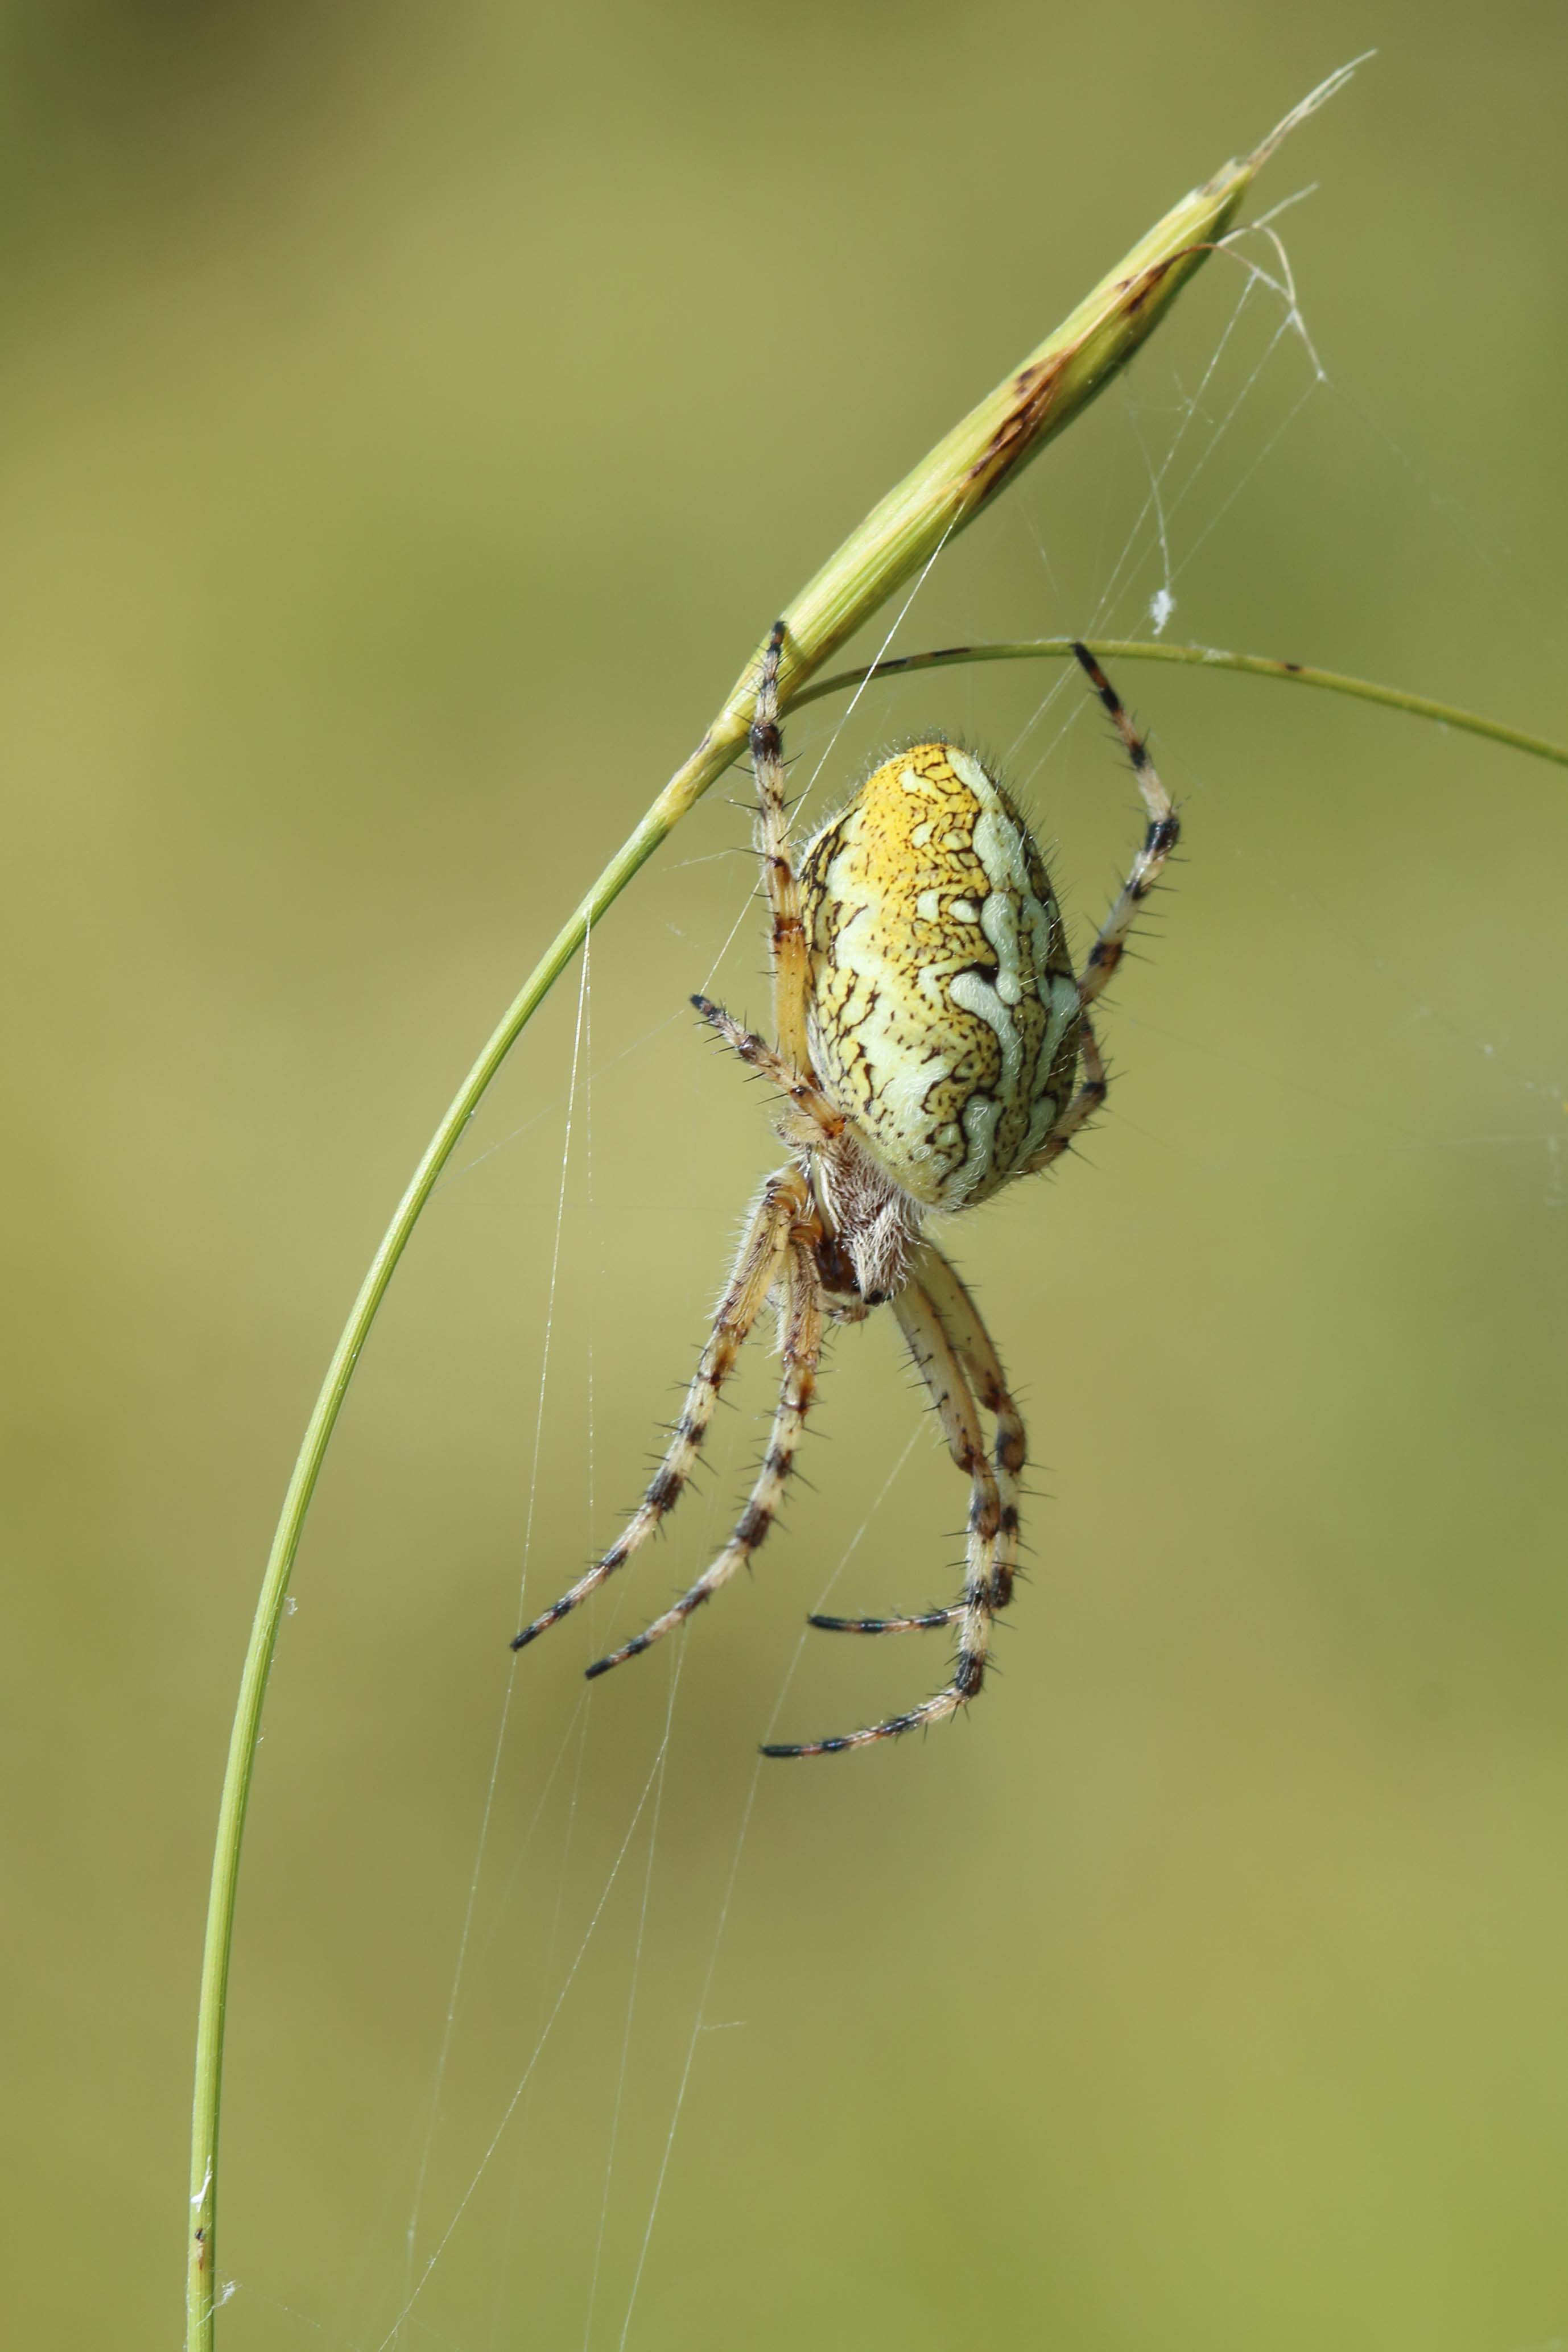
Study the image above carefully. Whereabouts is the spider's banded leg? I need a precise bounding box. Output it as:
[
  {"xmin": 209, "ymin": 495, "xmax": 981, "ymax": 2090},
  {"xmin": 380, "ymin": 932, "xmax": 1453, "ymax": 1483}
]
[
  {"xmin": 1070, "ymin": 641, "xmax": 1181, "ymax": 1012},
  {"xmin": 909, "ymin": 1241, "xmax": 1026, "ymax": 1614},
  {"xmin": 690, "ymin": 993, "xmax": 844, "ymax": 1144},
  {"xmin": 510, "ymin": 1171, "xmax": 803, "ymax": 1651},
  {"xmin": 1021, "ymin": 1010, "xmax": 1107, "ymax": 1177},
  {"xmin": 808, "ymin": 1274, "xmax": 996, "ymax": 1637},
  {"xmin": 768, "ymin": 1280, "xmax": 1001, "ymax": 1756},
  {"xmin": 750, "ymin": 621, "xmax": 813, "ymax": 1074},
  {"xmin": 585, "ymin": 1242, "xmax": 824, "ymax": 1678},
  {"xmin": 808, "ymin": 1603, "xmax": 969, "ymax": 1635}
]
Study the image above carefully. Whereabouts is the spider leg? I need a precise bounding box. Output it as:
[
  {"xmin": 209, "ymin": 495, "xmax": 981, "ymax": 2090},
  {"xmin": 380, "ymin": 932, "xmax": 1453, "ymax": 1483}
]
[
  {"xmin": 510, "ymin": 1170, "xmax": 803, "ymax": 1652},
  {"xmin": 690, "ymin": 992, "xmax": 844, "ymax": 1145},
  {"xmin": 1020, "ymin": 1010, "xmax": 1107, "ymax": 1176},
  {"xmin": 808, "ymin": 1242, "xmax": 1026, "ymax": 1637},
  {"xmin": 585, "ymin": 1240, "xmax": 824, "ymax": 1677},
  {"xmin": 1021, "ymin": 644, "xmax": 1175, "ymax": 1179},
  {"xmin": 808, "ymin": 1604, "xmax": 967, "ymax": 1635},
  {"xmin": 766, "ymin": 1275, "xmax": 1001, "ymax": 1756},
  {"xmin": 750, "ymin": 620, "xmax": 814, "ymax": 1074},
  {"xmin": 807, "ymin": 1270, "xmax": 997, "ymax": 1635},
  {"xmin": 1068, "ymin": 641, "xmax": 1181, "ymax": 1013},
  {"xmin": 909, "ymin": 1241, "xmax": 1026, "ymax": 1612}
]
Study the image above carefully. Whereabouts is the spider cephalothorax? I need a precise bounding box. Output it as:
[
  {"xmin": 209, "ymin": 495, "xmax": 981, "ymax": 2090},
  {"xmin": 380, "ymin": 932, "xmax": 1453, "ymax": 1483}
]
[{"xmin": 513, "ymin": 625, "xmax": 1178, "ymax": 1755}]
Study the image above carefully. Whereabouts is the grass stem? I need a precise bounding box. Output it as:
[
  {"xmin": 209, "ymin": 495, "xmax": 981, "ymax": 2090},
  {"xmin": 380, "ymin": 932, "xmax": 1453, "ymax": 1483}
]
[{"xmin": 793, "ymin": 638, "xmax": 1568, "ymax": 769}]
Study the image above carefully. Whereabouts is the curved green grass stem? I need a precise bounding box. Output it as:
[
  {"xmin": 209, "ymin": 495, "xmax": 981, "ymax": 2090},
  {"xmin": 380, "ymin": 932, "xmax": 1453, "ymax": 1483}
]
[{"xmin": 794, "ymin": 638, "xmax": 1568, "ymax": 768}]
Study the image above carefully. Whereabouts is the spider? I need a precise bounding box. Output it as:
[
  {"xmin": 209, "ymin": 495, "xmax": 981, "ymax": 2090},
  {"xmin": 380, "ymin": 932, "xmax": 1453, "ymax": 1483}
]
[{"xmin": 512, "ymin": 628, "xmax": 1178, "ymax": 1755}]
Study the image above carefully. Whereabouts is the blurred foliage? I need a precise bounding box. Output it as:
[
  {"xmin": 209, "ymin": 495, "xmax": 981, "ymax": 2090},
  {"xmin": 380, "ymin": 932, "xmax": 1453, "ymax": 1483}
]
[{"xmin": 3, "ymin": 5, "xmax": 1566, "ymax": 2349}]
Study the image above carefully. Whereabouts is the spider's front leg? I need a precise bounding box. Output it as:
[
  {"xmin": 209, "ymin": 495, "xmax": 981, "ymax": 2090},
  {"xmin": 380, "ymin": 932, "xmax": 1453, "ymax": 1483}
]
[
  {"xmin": 749, "ymin": 618, "xmax": 814, "ymax": 1075},
  {"xmin": 689, "ymin": 992, "xmax": 845, "ymax": 1149},
  {"xmin": 1025, "ymin": 647, "xmax": 1178, "ymax": 1177},
  {"xmin": 510, "ymin": 1167, "xmax": 806, "ymax": 1652},
  {"xmin": 1067, "ymin": 640, "xmax": 1181, "ymax": 1013}
]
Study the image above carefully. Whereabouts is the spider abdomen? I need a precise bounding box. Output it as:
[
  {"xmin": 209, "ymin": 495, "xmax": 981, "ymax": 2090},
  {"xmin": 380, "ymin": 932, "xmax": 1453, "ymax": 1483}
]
[{"xmin": 799, "ymin": 742, "xmax": 1081, "ymax": 1211}]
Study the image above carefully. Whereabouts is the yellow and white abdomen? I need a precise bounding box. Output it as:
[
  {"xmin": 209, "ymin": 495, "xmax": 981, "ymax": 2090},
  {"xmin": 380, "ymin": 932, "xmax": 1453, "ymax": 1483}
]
[{"xmin": 799, "ymin": 741, "xmax": 1081, "ymax": 1211}]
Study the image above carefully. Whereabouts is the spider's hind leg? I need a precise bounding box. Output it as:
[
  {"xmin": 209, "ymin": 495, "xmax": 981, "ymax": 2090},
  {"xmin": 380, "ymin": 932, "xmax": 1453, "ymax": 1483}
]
[
  {"xmin": 808, "ymin": 1603, "xmax": 967, "ymax": 1635},
  {"xmin": 909, "ymin": 1243, "xmax": 1026, "ymax": 1611},
  {"xmin": 768, "ymin": 1266, "xmax": 1013, "ymax": 1757}
]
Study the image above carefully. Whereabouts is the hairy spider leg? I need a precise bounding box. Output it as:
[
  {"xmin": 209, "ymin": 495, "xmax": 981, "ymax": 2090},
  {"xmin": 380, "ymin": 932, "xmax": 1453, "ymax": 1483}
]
[
  {"xmin": 689, "ymin": 992, "xmax": 845, "ymax": 1145},
  {"xmin": 585, "ymin": 1239, "xmax": 824, "ymax": 1677},
  {"xmin": 909, "ymin": 1243, "xmax": 1026, "ymax": 1613},
  {"xmin": 510, "ymin": 1170, "xmax": 804, "ymax": 1650},
  {"xmin": 1023, "ymin": 1009, "xmax": 1107, "ymax": 1176},
  {"xmin": 1068, "ymin": 640, "xmax": 1181, "ymax": 1011},
  {"xmin": 1022, "ymin": 646, "xmax": 1173, "ymax": 1176},
  {"xmin": 808, "ymin": 1243, "xmax": 1026, "ymax": 1635},
  {"xmin": 764, "ymin": 1274, "xmax": 1002, "ymax": 1755},
  {"xmin": 750, "ymin": 620, "xmax": 814, "ymax": 1074}
]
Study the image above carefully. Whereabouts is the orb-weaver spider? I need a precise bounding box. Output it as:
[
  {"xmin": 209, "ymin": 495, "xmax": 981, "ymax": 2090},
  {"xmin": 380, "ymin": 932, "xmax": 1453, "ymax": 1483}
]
[{"xmin": 513, "ymin": 629, "xmax": 1178, "ymax": 1755}]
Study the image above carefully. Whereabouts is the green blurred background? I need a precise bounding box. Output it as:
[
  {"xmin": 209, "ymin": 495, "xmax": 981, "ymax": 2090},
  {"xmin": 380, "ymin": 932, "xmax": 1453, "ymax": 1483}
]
[{"xmin": 5, "ymin": 4, "xmax": 1566, "ymax": 2346}]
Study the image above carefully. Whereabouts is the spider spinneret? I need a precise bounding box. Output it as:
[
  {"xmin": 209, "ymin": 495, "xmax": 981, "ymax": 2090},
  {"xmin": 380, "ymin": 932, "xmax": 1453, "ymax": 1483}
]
[{"xmin": 511, "ymin": 625, "xmax": 1179, "ymax": 1755}]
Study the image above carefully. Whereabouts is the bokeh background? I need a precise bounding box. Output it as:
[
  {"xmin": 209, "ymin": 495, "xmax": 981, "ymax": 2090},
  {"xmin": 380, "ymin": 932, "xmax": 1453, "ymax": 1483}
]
[{"xmin": 5, "ymin": 5, "xmax": 1566, "ymax": 2347}]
